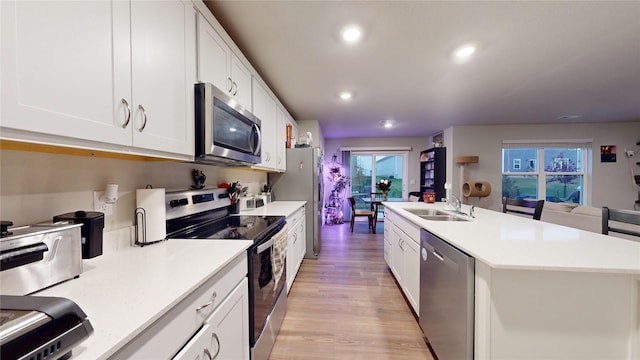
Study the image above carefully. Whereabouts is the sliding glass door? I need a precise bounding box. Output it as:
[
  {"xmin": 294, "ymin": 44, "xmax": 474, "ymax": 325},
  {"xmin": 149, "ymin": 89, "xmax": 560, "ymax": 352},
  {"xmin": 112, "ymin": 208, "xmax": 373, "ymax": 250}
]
[{"xmin": 350, "ymin": 152, "xmax": 407, "ymax": 210}]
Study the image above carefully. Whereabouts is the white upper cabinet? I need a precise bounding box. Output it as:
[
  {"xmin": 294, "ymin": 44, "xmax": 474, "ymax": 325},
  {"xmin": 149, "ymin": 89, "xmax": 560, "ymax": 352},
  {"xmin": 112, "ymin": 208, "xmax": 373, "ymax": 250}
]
[
  {"xmin": 1, "ymin": 1, "xmax": 131, "ymax": 146},
  {"xmin": 275, "ymin": 107, "xmax": 287, "ymax": 172},
  {"xmin": 129, "ymin": 0, "xmax": 195, "ymax": 156},
  {"xmin": 251, "ymin": 78, "xmax": 277, "ymax": 170},
  {"xmin": 197, "ymin": 13, "xmax": 251, "ymax": 111},
  {"xmin": 0, "ymin": 0, "xmax": 195, "ymax": 158},
  {"xmin": 230, "ymin": 53, "xmax": 252, "ymax": 111}
]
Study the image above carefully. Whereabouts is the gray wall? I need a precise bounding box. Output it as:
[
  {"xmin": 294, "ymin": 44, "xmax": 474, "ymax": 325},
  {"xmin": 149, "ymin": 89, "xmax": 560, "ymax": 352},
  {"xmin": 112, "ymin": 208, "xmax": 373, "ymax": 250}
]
[{"xmin": 446, "ymin": 121, "xmax": 640, "ymax": 210}]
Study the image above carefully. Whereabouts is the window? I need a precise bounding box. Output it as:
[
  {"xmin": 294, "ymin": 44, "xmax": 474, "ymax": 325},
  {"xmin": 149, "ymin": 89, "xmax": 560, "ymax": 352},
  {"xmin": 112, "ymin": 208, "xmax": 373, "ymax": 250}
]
[
  {"xmin": 502, "ymin": 142, "xmax": 591, "ymax": 204},
  {"xmin": 350, "ymin": 151, "xmax": 408, "ymax": 210}
]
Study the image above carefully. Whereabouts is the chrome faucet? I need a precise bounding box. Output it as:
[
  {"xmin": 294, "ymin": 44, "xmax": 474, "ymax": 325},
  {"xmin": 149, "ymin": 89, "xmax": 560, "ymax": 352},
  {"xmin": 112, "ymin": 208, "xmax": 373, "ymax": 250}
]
[
  {"xmin": 470, "ymin": 204, "xmax": 475, "ymax": 218},
  {"xmin": 448, "ymin": 194, "xmax": 461, "ymax": 213}
]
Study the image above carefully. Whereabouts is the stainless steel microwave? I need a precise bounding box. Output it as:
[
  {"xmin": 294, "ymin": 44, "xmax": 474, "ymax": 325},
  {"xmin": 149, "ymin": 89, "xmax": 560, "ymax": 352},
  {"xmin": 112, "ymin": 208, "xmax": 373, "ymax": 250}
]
[{"xmin": 194, "ymin": 83, "xmax": 261, "ymax": 166}]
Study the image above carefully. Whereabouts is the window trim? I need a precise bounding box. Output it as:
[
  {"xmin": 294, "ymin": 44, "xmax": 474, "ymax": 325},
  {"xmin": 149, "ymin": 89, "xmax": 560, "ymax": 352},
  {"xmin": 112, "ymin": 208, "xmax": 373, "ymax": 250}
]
[
  {"xmin": 502, "ymin": 141, "xmax": 591, "ymax": 205},
  {"xmin": 350, "ymin": 150, "xmax": 409, "ymax": 199}
]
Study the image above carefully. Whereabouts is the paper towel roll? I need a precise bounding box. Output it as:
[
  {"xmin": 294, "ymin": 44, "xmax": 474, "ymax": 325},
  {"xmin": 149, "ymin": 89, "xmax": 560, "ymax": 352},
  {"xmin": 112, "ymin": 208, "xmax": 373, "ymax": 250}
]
[{"xmin": 135, "ymin": 188, "xmax": 166, "ymax": 245}]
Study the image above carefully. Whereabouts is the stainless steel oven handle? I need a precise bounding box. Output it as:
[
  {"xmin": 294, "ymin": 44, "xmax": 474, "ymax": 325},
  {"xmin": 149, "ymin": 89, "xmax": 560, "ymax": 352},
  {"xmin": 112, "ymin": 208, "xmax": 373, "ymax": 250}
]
[{"xmin": 256, "ymin": 238, "xmax": 274, "ymax": 254}]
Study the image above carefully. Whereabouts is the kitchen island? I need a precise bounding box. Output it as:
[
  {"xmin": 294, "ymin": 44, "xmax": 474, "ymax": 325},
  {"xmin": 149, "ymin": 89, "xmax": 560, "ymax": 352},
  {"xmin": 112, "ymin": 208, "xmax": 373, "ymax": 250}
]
[
  {"xmin": 33, "ymin": 237, "xmax": 252, "ymax": 359},
  {"xmin": 383, "ymin": 201, "xmax": 640, "ymax": 360}
]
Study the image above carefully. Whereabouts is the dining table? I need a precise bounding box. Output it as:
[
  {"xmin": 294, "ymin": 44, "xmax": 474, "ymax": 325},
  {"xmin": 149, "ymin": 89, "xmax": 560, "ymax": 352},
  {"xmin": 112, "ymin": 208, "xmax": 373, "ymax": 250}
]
[{"xmin": 361, "ymin": 197, "xmax": 405, "ymax": 229}]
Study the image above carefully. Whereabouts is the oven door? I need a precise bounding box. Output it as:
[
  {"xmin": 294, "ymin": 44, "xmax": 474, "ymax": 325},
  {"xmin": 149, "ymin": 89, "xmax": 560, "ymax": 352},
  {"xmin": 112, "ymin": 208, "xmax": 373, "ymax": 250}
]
[
  {"xmin": 195, "ymin": 83, "xmax": 261, "ymax": 166},
  {"xmin": 248, "ymin": 225, "xmax": 287, "ymax": 346}
]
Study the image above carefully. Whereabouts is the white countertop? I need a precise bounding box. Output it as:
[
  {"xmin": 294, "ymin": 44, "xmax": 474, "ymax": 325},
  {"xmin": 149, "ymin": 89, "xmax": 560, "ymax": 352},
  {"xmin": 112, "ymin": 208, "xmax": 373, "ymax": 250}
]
[
  {"xmin": 384, "ymin": 202, "xmax": 640, "ymax": 274},
  {"xmin": 238, "ymin": 201, "xmax": 307, "ymax": 217},
  {"xmin": 34, "ymin": 239, "xmax": 252, "ymax": 359}
]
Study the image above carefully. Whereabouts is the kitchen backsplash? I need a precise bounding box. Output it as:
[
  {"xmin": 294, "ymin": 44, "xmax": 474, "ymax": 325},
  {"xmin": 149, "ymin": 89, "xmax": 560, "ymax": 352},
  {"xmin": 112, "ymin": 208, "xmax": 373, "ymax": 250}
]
[{"xmin": 0, "ymin": 149, "xmax": 267, "ymax": 231}]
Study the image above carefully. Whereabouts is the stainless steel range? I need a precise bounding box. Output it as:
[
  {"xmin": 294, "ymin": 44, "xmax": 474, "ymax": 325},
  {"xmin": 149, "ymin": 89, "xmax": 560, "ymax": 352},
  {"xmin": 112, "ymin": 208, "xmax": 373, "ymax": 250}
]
[{"xmin": 165, "ymin": 188, "xmax": 287, "ymax": 360}]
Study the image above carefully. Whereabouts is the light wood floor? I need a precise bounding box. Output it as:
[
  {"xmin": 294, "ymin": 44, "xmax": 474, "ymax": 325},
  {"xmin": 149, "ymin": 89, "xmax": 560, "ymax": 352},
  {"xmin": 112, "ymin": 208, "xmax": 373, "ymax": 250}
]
[{"xmin": 269, "ymin": 221, "xmax": 433, "ymax": 359}]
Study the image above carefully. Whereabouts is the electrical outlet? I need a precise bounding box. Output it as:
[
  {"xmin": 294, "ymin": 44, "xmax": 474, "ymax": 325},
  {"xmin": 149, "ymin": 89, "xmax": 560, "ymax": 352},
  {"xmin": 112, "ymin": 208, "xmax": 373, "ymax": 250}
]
[{"xmin": 93, "ymin": 191, "xmax": 113, "ymax": 215}]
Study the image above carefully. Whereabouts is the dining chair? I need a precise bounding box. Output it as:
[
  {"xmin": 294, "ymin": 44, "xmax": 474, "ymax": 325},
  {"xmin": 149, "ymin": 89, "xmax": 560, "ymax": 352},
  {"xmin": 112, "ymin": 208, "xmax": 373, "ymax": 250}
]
[
  {"xmin": 348, "ymin": 197, "xmax": 375, "ymax": 233},
  {"xmin": 602, "ymin": 207, "xmax": 640, "ymax": 240},
  {"xmin": 502, "ymin": 197, "xmax": 545, "ymax": 220},
  {"xmin": 408, "ymin": 191, "xmax": 423, "ymax": 202}
]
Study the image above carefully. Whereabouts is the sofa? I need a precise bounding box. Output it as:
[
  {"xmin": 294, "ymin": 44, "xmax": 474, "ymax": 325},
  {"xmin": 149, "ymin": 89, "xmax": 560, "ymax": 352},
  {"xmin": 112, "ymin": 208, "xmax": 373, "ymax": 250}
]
[{"xmin": 541, "ymin": 202, "xmax": 638, "ymax": 241}]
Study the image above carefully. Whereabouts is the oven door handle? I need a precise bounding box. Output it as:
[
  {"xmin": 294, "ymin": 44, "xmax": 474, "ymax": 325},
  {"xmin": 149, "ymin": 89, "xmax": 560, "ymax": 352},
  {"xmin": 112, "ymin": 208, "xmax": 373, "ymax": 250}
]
[
  {"xmin": 0, "ymin": 242, "xmax": 49, "ymax": 271},
  {"xmin": 256, "ymin": 238, "xmax": 274, "ymax": 254}
]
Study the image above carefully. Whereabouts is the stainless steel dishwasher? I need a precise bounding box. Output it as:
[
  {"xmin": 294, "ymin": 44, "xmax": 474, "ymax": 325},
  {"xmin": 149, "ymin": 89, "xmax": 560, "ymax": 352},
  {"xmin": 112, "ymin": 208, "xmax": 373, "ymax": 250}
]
[{"xmin": 419, "ymin": 229, "xmax": 474, "ymax": 360}]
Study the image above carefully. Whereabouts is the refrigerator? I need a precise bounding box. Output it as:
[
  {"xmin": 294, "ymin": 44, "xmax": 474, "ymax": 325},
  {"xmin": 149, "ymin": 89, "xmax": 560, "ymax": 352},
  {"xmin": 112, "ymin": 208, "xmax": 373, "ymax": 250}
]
[{"xmin": 269, "ymin": 147, "xmax": 323, "ymax": 258}]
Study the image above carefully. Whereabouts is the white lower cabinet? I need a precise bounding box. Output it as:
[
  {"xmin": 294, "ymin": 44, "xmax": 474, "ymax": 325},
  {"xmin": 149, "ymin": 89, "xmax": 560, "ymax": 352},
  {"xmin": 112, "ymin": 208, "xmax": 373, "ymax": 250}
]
[
  {"xmin": 385, "ymin": 209, "xmax": 420, "ymax": 315},
  {"xmin": 173, "ymin": 278, "xmax": 249, "ymax": 360},
  {"xmin": 112, "ymin": 254, "xmax": 248, "ymax": 359},
  {"xmin": 383, "ymin": 209, "xmax": 393, "ymax": 265},
  {"xmin": 286, "ymin": 205, "xmax": 306, "ymax": 293}
]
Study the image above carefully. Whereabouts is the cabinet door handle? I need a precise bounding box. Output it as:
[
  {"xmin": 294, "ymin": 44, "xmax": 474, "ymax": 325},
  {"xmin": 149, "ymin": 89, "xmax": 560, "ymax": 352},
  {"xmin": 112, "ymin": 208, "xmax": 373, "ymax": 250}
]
[
  {"xmin": 204, "ymin": 348, "xmax": 213, "ymax": 360},
  {"xmin": 137, "ymin": 104, "xmax": 147, "ymax": 132},
  {"xmin": 211, "ymin": 333, "xmax": 221, "ymax": 359},
  {"xmin": 232, "ymin": 81, "xmax": 238, "ymax": 96},
  {"xmin": 196, "ymin": 291, "xmax": 217, "ymax": 311},
  {"xmin": 196, "ymin": 301, "xmax": 212, "ymax": 311},
  {"xmin": 121, "ymin": 98, "xmax": 131, "ymax": 128},
  {"xmin": 228, "ymin": 77, "xmax": 233, "ymax": 93}
]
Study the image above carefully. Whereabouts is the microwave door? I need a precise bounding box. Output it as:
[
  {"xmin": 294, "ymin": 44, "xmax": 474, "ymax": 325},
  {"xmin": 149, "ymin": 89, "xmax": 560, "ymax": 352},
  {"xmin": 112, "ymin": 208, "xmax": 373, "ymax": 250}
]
[{"xmin": 213, "ymin": 101, "xmax": 256, "ymax": 155}]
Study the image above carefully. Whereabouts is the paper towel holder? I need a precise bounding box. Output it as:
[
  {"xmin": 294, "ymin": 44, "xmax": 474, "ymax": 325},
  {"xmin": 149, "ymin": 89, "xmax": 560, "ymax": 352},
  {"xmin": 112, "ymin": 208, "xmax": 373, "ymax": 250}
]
[{"xmin": 134, "ymin": 207, "xmax": 165, "ymax": 247}]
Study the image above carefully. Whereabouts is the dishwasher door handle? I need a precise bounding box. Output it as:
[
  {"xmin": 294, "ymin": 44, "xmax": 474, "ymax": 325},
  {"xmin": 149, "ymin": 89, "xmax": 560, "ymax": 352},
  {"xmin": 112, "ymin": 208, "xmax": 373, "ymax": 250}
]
[{"xmin": 432, "ymin": 250, "xmax": 445, "ymax": 262}]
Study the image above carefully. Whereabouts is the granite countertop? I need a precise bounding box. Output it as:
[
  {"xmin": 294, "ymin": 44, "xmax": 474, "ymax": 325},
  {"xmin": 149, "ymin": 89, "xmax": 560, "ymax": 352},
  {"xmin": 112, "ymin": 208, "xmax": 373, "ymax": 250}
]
[
  {"xmin": 34, "ymin": 239, "xmax": 253, "ymax": 359},
  {"xmin": 384, "ymin": 201, "xmax": 640, "ymax": 274}
]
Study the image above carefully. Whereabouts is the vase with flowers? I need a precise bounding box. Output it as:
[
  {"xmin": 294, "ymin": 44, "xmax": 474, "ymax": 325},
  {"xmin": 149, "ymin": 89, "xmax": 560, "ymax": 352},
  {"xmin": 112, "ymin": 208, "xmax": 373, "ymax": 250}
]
[{"xmin": 376, "ymin": 179, "xmax": 392, "ymax": 200}]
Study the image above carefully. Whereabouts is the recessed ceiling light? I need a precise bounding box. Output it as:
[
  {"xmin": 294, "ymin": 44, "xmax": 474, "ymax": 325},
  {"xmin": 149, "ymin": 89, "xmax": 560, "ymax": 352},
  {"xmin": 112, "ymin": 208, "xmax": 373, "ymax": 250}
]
[
  {"xmin": 339, "ymin": 91, "xmax": 353, "ymax": 100},
  {"xmin": 456, "ymin": 45, "xmax": 476, "ymax": 58},
  {"xmin": 557, "ymin": 114, "xmax": 583, "ymax": 120},
  {"xmin": 381, "ymin": 119, "xmax": 395, "ymax": 128},
  {"xmin": 341, "ymin": 25, "xmax": 362, "ymax": 44},
  {"xmin": 452, "ymin": 43, "xmax": 477, "ymax": 64}
]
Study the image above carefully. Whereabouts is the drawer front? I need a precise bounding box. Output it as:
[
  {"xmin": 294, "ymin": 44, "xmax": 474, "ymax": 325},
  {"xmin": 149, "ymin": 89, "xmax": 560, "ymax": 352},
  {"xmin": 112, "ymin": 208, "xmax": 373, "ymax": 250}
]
[
  {"xmin": 392, "ymin": 213, "xmax": 420, "ymax": 244},
  {"xmin": 287, "ymin": 206, "xmax": 305, "ymax": 225},
  {"xmin": 113, "ymin": 254, "xmax": 248, "ymax": 359}
]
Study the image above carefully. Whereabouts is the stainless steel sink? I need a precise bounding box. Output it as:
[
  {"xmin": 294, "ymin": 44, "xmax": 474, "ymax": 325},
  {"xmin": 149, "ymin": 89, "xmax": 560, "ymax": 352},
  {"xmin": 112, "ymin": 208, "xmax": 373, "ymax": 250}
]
[
  {"xmin": 404, "ymin": 208, "xmax": 471, "ymax": 221},
  {"xmin": 419, "ymin": 215, "xmax": 470, "ymax": 221},
  {"xmin": 404, "ymin": 208, "xmax": 449, "ymax": 216}
]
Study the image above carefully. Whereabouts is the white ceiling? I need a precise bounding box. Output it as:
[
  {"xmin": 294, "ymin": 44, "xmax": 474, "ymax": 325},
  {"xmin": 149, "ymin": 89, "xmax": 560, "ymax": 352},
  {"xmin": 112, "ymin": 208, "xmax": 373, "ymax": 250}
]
[{"xmin": 204, "ymin": 1, "xmax": 640, "ymax": 139}]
